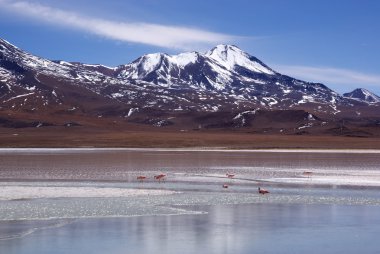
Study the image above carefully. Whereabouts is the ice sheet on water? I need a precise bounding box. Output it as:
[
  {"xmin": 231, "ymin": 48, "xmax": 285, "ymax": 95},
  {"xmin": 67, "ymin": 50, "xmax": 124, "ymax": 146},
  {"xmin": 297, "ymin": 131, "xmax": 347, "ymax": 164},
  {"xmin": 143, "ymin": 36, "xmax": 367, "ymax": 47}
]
[
  {"xmin": 267, "ymin": 175, "xmax": 380, "ymax": 187},
  {"xmin": 0, "ymin": 196, "xmax": 204, "ymax": 221},
  {"xmin": 1, "ymin": 181, "xmax": 380, "ymax": 221},
  {"xmin": 0, "ymin": 186, "xmax": 175, "ymax": 200}
]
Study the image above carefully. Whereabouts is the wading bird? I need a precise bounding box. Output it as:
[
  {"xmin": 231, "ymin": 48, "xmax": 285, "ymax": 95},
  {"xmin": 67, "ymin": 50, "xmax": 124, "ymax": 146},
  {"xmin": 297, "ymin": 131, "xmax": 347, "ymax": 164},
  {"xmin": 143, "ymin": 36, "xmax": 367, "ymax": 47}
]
[
  {"xmin": 154, "ymin": 174, "xmax": 166, "ymax": 182},
  {"xmin": 258, "ymin": 187, "xmax": 269, "ymax": 194},
  {"xmin": 302, "ymin": 171, "xmax": 313, "ymax": 178},
  {"xmin": 137, "ymin": 176, "xmax": 147, "ymax": 182}
]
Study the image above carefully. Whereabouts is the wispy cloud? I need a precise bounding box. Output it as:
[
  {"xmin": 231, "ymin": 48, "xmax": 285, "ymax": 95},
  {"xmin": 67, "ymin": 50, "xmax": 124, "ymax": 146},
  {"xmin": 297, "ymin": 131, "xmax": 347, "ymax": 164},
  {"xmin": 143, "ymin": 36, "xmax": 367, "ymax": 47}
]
[
  {"xmin": 0, "ymin": 0, "xmax": 236, "ymax": 50},
  {"xmin": 273, "ymin": 65, "xmax": 380, "ymax": 93}
]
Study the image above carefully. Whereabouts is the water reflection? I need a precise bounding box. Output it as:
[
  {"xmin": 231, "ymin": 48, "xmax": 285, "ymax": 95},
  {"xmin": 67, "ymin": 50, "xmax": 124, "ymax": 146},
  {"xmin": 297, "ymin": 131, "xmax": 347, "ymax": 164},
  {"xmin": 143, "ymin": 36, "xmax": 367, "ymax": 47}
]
[
  {"xmin": 1, "ymin": 150, "xmax": 380, "ymax": 253},
  {"xmin": 1, "ymin": 204, "xmax": 380, "ymax": 254}
]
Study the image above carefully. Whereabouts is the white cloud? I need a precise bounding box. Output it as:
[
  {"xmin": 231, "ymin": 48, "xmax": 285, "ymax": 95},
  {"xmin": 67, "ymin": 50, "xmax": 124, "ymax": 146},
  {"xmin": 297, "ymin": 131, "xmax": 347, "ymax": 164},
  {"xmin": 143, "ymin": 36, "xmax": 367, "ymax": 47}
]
[
  {"xmin": 0, "ymin": 0, "xmax": 236, "ymax": 50},
  {"xmin": 273, "ymin": 65, "xmax": 380, "ymax": 94}
]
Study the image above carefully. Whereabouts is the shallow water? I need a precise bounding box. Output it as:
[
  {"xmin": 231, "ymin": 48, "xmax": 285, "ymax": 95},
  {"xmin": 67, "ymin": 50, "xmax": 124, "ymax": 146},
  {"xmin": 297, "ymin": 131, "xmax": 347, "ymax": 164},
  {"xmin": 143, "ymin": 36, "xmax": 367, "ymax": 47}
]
[
  {"xmin": 1, "ymin": 148, "xmax": 380, "ymax": 186},
  {"xmin": 1, "ymin": 204, "xmax": 380, "ymax": 254},
  {"xmin": 1, "ymin": 181, "xmax": 380, "ymax": 221},
  {"xmin": 0, "ymin": 149, "xmax": 380, "ymax": 253}
]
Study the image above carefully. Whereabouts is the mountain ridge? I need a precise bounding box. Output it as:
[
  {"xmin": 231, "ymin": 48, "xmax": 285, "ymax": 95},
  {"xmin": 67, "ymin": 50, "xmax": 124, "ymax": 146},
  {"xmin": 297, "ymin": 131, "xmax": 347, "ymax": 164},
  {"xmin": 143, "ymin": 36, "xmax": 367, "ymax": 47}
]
[
  {"xmin": 343, "ymin": 88, "xmax": 380, "ymax": 104},
  {"xmin": 1, "ymin": 37, "xmax": 379, "ymax": 136}
]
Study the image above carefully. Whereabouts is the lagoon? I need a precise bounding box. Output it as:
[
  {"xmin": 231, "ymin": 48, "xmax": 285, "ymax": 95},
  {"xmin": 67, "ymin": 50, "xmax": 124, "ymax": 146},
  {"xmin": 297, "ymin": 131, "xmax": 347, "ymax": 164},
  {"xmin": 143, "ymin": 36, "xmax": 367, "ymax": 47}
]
[{"xmin": 1, "ymin": 149, "xmax": 380, "ymax": 253}]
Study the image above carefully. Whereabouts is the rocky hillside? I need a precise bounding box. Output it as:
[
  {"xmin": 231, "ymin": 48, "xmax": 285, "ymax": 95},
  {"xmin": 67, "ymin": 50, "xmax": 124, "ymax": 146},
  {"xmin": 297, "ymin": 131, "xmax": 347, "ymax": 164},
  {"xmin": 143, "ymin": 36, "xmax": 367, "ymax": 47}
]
[{"xmin": 1, "ymin": 38, "xmax": 379, "ymax": 135}]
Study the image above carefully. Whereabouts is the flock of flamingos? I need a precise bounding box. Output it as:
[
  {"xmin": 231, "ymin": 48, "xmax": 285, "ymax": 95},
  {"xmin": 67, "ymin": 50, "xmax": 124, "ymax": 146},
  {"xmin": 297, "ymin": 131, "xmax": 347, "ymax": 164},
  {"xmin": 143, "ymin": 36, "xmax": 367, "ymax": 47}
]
[{"xmin": 136, "ymin": 173, "xmax": 271, "ymax": 195}]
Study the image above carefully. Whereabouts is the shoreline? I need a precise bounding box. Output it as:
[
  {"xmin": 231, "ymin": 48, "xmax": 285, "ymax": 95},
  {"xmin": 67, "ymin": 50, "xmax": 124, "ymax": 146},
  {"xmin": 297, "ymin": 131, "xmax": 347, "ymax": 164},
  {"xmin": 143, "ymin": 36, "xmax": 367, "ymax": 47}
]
[
  {"xmin": 1, "ymin": 147, "xmax": 380, "ymax": 153},
  {"xmin": 1, "ymin": 129, "xmax": 380, "ymax": 149}
]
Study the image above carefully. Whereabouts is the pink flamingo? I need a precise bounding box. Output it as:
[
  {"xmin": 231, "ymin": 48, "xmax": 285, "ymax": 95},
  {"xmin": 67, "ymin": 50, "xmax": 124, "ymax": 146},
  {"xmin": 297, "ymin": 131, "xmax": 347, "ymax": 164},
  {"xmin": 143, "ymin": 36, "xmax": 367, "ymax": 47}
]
[
  {"xmin": 137, "ymin": 176, "xmax": 147, "ymax": 182},
  {"xmin": 258, "ymin": 187, "xmax": 270, "ymax": 194},
  {"xmin": 302, "ymin": 171, "xmax": 313, "ymax": 178},
  {"xmin": 154, "ymin": 174, "xmax": 166, "ymax": 182}
]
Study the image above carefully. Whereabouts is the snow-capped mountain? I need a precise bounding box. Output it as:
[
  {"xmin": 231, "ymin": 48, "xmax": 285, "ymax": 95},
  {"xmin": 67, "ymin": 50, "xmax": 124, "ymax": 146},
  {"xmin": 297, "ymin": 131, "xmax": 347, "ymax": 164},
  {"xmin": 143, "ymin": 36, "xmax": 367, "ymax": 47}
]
[
  {"xmin": 115, "ymin": 44, "xmax": 276, "ymax": 91},
  {"xmin": 115, "ymin": 51, "xmax": 233, "ymax": 90},
  {"xmin": 206, "ymin": 44, "xmax": 275, "ymax": 75},
  {"xmin": 1, "ymin": 37, "xmax": 379, "ymax": 130},
  {"xmin": 0, "ymin": 37, "xmax": 144, "ymax": 117},
  {"xmin": 113, "ymin": 43, "xmax": 349, "ymax": 114},
  {"xmin": 344, "ymin": 88, "xmax": 380, "ymax": 104}
]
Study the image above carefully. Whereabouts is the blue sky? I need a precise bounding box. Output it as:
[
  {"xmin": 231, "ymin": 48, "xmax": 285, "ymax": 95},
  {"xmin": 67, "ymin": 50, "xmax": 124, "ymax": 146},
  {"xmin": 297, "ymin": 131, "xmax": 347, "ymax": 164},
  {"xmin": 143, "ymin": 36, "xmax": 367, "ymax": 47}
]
[{"xmin": 1, "ymin": 0, "xmax": 380, "ymax": 95}]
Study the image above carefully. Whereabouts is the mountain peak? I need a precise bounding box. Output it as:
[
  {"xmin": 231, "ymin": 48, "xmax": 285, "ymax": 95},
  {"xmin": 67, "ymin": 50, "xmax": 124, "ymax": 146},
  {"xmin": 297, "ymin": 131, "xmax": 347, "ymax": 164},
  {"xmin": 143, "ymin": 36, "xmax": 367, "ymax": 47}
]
[
  {"xmin": 206, "ymin": 44, "xmax": 246, "ymax": 63},
  {"xmin": 343, "ymin": 88, "xmax": 380, "ymax": 104},
  {"xmin": 208, "ymin": 44, "xmax": 242, "ymax": 53},
  {"xmin": 206, "ymin": 44, "xmax": 275, "ymax": 75}
]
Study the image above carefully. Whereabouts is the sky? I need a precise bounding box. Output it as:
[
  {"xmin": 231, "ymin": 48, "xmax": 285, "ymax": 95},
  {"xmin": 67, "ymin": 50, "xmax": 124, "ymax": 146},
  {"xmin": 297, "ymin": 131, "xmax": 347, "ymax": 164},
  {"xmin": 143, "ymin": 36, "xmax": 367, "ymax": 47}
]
[{"xmin": 0, "ymin": 0, "xmax": 380, "ymax": 95}]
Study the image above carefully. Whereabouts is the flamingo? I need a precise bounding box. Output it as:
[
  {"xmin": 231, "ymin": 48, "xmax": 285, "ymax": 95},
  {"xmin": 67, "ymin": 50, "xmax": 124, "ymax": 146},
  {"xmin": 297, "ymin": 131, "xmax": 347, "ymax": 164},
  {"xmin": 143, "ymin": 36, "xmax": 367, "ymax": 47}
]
[
  {"xmin": 137, "ymin": 176, "xmax": 147, "ymax": 182},
  {"xmin": 258, "ymin": 187, "xmax": 269, "ymax": 194},
  {"xmin": 226, "ymin": 173, "xmax": 235, "ymax": 178},
  {"xmin": 154, "ymin": 174, "xmax": 166, "ymax": 182},
  {"xmin": 302, "ymin": 171, "xmax": 313, "ymax": 178}
]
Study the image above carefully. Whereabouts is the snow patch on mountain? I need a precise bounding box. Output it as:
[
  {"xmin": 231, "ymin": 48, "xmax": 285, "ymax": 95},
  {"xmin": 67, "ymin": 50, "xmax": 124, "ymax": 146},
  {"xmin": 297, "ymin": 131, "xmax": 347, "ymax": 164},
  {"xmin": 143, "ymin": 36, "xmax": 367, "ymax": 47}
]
[
  {"xmin": 126, "ymin": 108, "xmax": 139, "ymax": 117},
  {"xmin": 206, "ymin": 44, "xmax": 275, "ymax": 75},
  {"xmin": 171, "ymin": 52, "xmax": 199, "ymax": 67},
  {"xmin": 3, "ymin": 92, "xmax": 34, "ymax": 103}
]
